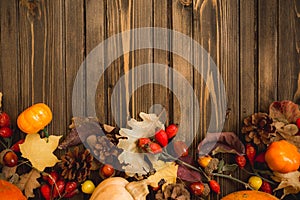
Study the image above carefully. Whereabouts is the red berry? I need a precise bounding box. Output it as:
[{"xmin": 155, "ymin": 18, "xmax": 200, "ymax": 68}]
[
  {"xmin": 148, "ymin": 142, "xmax": 162, "ymax": 154},
  {"xmin": 173, "ymin": 141, "xmax": 189, "ymax": 157},
  {"xmin": 0, "ymin": 112, "xmax": 10, "ymax": 127},
  {"xmin": 10, "ymin": 139, "xmax": 25, "ymax": 152},
  {"xmin": 165, "ymin": 124, "xmax": 178, "ymax": 139},
  {"xmin": 40, "ymin": 184, "xmax": 51, "ymax": 200},
  {"xmin": 52, "ymin": 179, "xmax": 65, "ymax": 198},
  {"xmin": 260, "ymin": 181, "xmax": 272, "ymax": 194},
  {"xmin": 235, "ymin": 155, "xmax": 246, "ymax": 168},
  {"xmin": 48, "ymin": 171, "xmax": 59, "ymax": 186},
  {"xmin": 296, "ymin": 118, "xmax": 300, "ymax": 129},
  {"xmin": 138, "ymin": 138, "xmax": 151, "ymax": 148},
  {"xmin": 209, "ymin": 180, "xmax": 220, "ymax": 194},
  {"xmin": 65, "ymin": 181, "xmax": 78, "ymax": 194},
  {"xmin": 155, "ymin": 130, "xmax": 168, "ymax": 147},
  {"xmin": 190, "ymin": 182, "xmax": 205, "ymax": 195},
  {"xmin": 100, "ymin": 164, "xmax": 115, "ymax": 178},
  {"xmin": 246, "ymin": 143, "xmax": 256, "ymax": 166},
  {"xmin": 0, "ymin": 127, "xmax": 13, "ymax": 138},
  {"xmin": 3, "ymin": 150, "xmax": 18, "ymax": 167},
  {"xmin": 255, "ymin": 152, "xmax": 266, "ymax": 163}
]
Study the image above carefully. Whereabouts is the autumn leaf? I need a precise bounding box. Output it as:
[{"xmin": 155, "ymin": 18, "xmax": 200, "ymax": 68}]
[
  {"xmin": 16, "ymin": 169, "xmax": 41, "ymax": 198},
  {"xmin": 117, "ymin": 112, "xmax": 165, "ymax": 176},
  {"xmin": 146, "ymin": 161, "xmax": 178, "ymax": 190},
  {"xmin": 269, "ymin": 101, "xmax": 300, "ymax": 123},
  {"xmin": 197, "ymin": 132, "xmax": 245, "ymax": 156},
  {"xmin": 20, "ymin": 133, "xmax": 61, "ymax": 171},
  {"xmin": 272, "ymin": 171, "xmax": 300, "ymax": 199},
  {"xmin": 0, "ymin": 166, "xmax": 17, "ymax": 180}
]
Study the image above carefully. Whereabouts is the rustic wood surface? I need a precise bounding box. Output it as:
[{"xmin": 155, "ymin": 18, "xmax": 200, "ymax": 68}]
[{"xmin": 0, "ymin": 0, "xmax": 300, "ymax": 199}]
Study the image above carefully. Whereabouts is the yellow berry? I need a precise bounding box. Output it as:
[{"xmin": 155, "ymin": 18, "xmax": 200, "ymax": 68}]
[
  {"xmin": 81, "ymin": 180, "xmax": 95, "ymax": 194},
  {"xmin": 248, "ymin": 176, "xmax": 262, "ymax": 190},
  {"xmin": 198, "ymin": 156, "xmax": 212, "ymax": 168}
]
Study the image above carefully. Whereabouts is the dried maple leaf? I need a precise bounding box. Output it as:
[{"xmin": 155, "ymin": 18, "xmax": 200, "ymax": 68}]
[
  {"xmin": 269, "ymin": 101, "xmax": 300, "ymax": 123},
  {"xmin": 117, "ymin": 112, "xmax": 165, "ymax": 176},
  {"xmin": 20, "ymin": 133, "xmax": 61, "ymax": 171},
  {"xmin": 16, "ymin": 169, "xmax": 41, "ymax": 198},
  {"xmin": 272, "ymin": 171, "xmax": 300, "ymax": 199},
  {"xmin": 146, "ymin": 161, "xmax": 178, "ymax": 190}
]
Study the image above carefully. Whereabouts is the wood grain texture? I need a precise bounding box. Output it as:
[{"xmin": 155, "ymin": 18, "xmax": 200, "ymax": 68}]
[
  {"xmin": 0, "ymin": 0, "xmax": 299, "ymax": 199},
  {"xmin": 258, "ymin": 0, "xmax": 278, "ymax": 112},
  {"xmin": 278, "ymin": 0, "xmax": 300, "ymax": 101},
  {"xmin": 0, "ymin": 0, "xmax": 19, "ymax": 130},
  {"xmin": 172, "ymin": 0, "xmax": 194, "ymax": 144}
]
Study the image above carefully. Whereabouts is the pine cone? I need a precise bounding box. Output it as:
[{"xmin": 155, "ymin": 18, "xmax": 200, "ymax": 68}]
[
  {"xmin": 242, "ymin": 112, "xmax": 276, "ymax": 145},
  {"xmin": 60, "ymin": 147, "xmax": 93, "ymax": 183},
  {"xmin": 155, "ymin": 183, "xmax": 190, "ymax": 200}
]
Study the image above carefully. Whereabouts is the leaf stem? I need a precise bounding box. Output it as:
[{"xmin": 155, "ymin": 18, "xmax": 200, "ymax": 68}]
[
  {"xmin": 212, "ymin": 173, "xmax": 254, "ymax": 190},
  {"xmin": 0, "ymin": 139, "xmax": 8, "ymax": 149},
  {"xmin": 242, "ymin": 168, "xmax": 276, "ymax": 185}
]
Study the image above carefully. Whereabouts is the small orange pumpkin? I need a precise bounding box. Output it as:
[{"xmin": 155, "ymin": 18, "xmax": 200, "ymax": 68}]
[
  {"xmin": 17, "ymin": 103, "xmax": 52, "ymax": 134},
  {"xmin": 221, "ymin": 190, "xmax": 279, "ymax": 200},
  {"xmin": 0, "ymin": 179, "xmax": 26, "ymax": 200},
  {"xmin": 265, "ymin": 140, "xmax": 300, "ymax": 173}
]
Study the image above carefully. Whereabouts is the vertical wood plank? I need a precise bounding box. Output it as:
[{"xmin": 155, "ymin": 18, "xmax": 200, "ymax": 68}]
[
  {"xmin": 258, "ymin": 0, "xmax": 278, "ymax": 111},
  {"xmin": 85, "ymin": 0, "xmax": 106, "ymax": 123},
  {"xmin": 131, "ymin": 0, "xmax": 153, "ymax": 120},
  {"xmin": 193, "ymin": 0, "xmax": 219, "ymax": 144},
  {"xmin": 172, "ymin": 0, "xmax": 194, "ymax": 144},
  {"xmin": 239, "ymin": 0, "xmax": 258, "ymax": 190},
  {"xmin": 42, "ymin": 0, "xmax": 66, "ymax": 136},
  {"xmin": 106, "ymin": 0, "xmax": 132, "ymax": 127},
  {"xmin": 219, "ymin": 0, "xmax": 240, "ymax": 197},
  {"xmin": 18, "ymin": 1, "xmax": 35, "ymax": 110},
  {"xmin": 65, "ymin": 0, "xmax": 85, "ymax": 123},
  {"xmin": 278, "ymin": 0, "xmax": 300, "ymax": 101},
  {"xmin": 153, "ymin": 0, "xmax": 170, "ymax": 121},
  {"xmin": 240, "ymin": 0, "xmax": 257, "ymax": 119},
  {"xmin": 0, "ymin": 0, "xmax": 20, "ymax": 129}
]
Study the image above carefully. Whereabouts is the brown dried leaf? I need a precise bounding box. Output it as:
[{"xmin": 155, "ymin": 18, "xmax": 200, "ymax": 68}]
[
  {"xmin": 16, "ymin": 169, "xmax": 41, "ymax": 198},
  {"xmin": 272, "ymin": 171, "xmax": 300, "ymax": 199},
  {"xmin": 269, "ymin": 101, "xmax": 300, "ymax": 123},
  {"xmin": 1, "ymin": 166, "xmax": 17, "ymax": 180},
  {"xmin": 198, "ymin": 132, "xmax": 245, "ymax": 156}
]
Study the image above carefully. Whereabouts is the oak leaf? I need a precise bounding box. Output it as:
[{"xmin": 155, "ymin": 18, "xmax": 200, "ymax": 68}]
[
  {"xmin": 20, "ymin": 133, "xmax": 61, "ymax": 171},
  {"xmin": 272, "ymin": 170, "xmax": 300, "ymax": 199},
  {"xmin": 117, "ymin": 112, "xmax": 165, "ymax": 176},
  {"xmin": 16, "ymin": 169, "xmax": 41, "ymax": 198}
]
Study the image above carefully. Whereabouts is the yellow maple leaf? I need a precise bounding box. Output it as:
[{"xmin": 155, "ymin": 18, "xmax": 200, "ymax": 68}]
[
  {"xmin": 20, "ymin": 133, "xmax": 61, "ymax": 171},
  {"xmin": 147, "ymin": 161, "xmax": 178, "ymax": 190}
]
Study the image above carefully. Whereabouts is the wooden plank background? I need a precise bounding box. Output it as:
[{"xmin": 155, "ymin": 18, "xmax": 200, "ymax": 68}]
[{"xmin": 0, "ymin": 0, "xmax": 299, "ymax": 199}]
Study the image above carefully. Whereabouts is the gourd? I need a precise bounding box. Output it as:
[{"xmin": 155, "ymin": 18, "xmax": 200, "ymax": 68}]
[
  {"xmin": 0, "ymin": 179, "xmax": 27, "ymax": 200},
  {"xmin": 17, "ymin": 103, "xmax": 52, "ymax": 134},
  {"xmin": 221, "ymin": 190, "xmax": 279, "ymax": 200},
  {"xmin": 89, "ymin": 177, "xmax": 149, "ymax": 200},
  {"xmin": 265, "ymin": 140, "xmax": 300, "ymax": 173}
]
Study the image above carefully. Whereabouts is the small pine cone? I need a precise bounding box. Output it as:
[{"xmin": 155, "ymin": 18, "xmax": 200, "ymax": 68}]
[
  {"xmin": 60, "ymin": 146, "xmax": 93, "ymax": 183},
  {"xmin": 155, "ymin": 183, "xmax": 190, "ymax": 200},
  {"xmin": 242, "ymin": 112, "xmax": 276, "ymax": 145}
]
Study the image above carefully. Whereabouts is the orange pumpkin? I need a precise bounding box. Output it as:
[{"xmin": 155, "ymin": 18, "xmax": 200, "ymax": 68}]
[
  {"xmin": 0, "ymin": 180, "xmax": 26, "ymax": 200},
  {"xmin": 17, "ymin": 103, "xmax": 52, "ymax": 134},
  {"xmin": 265, "ymin": 140, "xmax": 300, "ymax": 173},
  {"xmin": 221, "ymin": 190, "xmax": 279, "ymax": 200}
]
